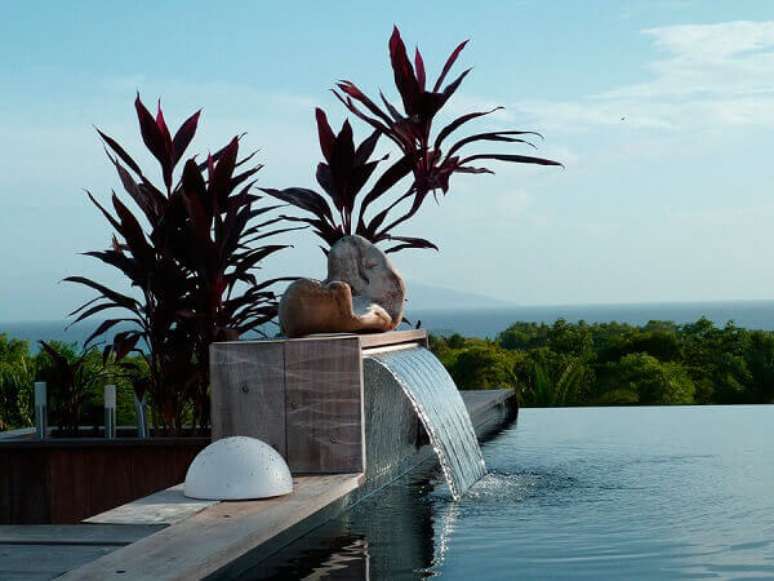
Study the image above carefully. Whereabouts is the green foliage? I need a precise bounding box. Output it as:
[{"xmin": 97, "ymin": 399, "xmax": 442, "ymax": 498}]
[
  {"xmin": 431, "ymin": 316, "xmax": 774, "ymax": 407},
  {"xmin": 0, "ymin": 334, "xmax": 34, "ymax": 430},
  {"xmin": 607, "ymin": 353, "xmax": 695, "ymax": 405},
  {"xmin": 0, "ymin": 336, "xmax": 147, "ymax": 433}
]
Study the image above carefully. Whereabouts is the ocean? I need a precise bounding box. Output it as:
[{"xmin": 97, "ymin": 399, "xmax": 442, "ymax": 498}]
[
  {"xmin": 405, "ymin": 300, "xmax": 774, "ymax": 337},
  {"xmin": 5, "ymin": 300, "xmax": 774, "ymax": 349}
]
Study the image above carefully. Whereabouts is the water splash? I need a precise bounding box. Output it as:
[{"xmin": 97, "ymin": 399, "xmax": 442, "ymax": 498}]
[{"xmin": 366, "ymin": 347, "xmax": 486, "ymax": 500}]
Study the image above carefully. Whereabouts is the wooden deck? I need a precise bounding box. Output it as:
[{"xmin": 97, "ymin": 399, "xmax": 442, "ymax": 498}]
[
  {"xmin": 0, "ymin": 524, "xmax": 163, "ymax": 580},
  {"xmin": 58, "ymin": 474, "xmax": 364, "ymax": 581},
  {"xmin": 1, "ymin": 388, "xmax": 515, "ymax": 581}
]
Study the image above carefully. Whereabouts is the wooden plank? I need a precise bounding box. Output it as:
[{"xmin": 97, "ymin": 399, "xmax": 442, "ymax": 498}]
[
  {"xmin": 284, "ymin": 337, "xmax": 364, "ymax": 473},
  {"xmin": 0, "ymin": 524, "xmax": 163, "ymax": 545},
  {"xmin": 0, "ymin": 447, "xmax": 50, "ymax": 524},
  {"xmin": 212, "ymin": 329, "xmax": 427, "ymax": 347},
  {"xmin": 0, "ymin": 437, "xmax": 209, "ymax": 449},
  {"xmin": 85, "ymin": 485, "xmax": 218, "ymax": 526},
  {"xmin": 210, "ymin": 341, "xmax": 286, "ymax": 455},
  {"xmin": 59, "ymin": 474, "xmax": 364, "ymax": 581},
  {"xmin": 0, "ymin": 543, "xmax": 117, "ymax": 577},
  {"xmin": 358, "ymin": 329, "xmax": 428, "ymax": 349},
  {"xmin": 0, "ymin": 572, "xmax": 57, "ymax": 581}
]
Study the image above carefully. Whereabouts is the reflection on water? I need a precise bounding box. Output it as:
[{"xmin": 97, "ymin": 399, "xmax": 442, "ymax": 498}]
[
  {"xmin": 254, "ymin": 468, "xmax": 436, "ymax": 580},
  {"xmin": 246, "ymin": 406, "xmax": 774, "ymax": 580}
]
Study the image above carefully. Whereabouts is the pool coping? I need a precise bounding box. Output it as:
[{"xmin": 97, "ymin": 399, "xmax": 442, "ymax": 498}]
[{"xmin": 51, "ymin": 388, "xmax": 516, "ymax": 580}]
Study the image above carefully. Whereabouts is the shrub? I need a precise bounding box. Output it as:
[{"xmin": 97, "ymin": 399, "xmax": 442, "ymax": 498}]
[
  {"xmin": 265, "ymin": 27, "xmax": 561, "ymax": 253},
  {"xmin": 36, "ymin": 341, "xmax": 107, "ymax": 435},
  {"xmin": 0, "ymin": 334, "xmax": 34, "ymax": 430},
  {"xmin": 67, "ymin": 97, "xmax": 293, "ymax": 433},
  {"xmin": 612, "ymin": 353, "xmax": 695, "ymax": 405}
]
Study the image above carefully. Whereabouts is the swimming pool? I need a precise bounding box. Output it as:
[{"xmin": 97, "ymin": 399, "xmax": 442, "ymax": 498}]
[{"xmin": 250, "ymin": 405, "xmax": 774, "ymax": 579}]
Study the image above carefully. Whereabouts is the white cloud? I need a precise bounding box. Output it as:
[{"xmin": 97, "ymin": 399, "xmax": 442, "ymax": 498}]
[{"xmin": 510, "ymin": 20, "xmax": 774, "ymax": 132}]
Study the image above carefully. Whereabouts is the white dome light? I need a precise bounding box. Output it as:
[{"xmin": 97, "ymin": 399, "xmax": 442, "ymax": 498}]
[{"xmin": 184, "ymin": 436, "xmax": 293, "ymax": 500}]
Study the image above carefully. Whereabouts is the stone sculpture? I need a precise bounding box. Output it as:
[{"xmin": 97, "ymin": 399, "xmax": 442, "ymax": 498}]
[{"xmin": 279, "ymin": 235, "xmax": 406, "ymax": 338}]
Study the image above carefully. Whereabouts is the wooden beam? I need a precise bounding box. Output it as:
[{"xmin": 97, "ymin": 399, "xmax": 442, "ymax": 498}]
[
  {"xmin": 0, "ymin": 544, "xmax": 116, "ymax": 579},
  {"xmin": 84, "ymin": 485, "xmax": 217, "ymax": 526},
  {"xmin": 0, "ymin": 524, "xmax": 163, "ymax": 546},
  {"xmin": 359, "ymin": 329, "xmax": 428, "ymax": 349},
  {"xmin": 210, "ymin": 341, "xmax": 287, "ymax": 454},
  {"xmin": 59, "ymin": 474, "xmax": 364, "ymax": 581},
  {"xmin": 284, "ymin": 337, "xmax": 364, "ymax": 473}
]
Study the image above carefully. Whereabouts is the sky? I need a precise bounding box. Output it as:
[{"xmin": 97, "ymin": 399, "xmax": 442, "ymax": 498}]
[{"xmin": 3, "ymin": 0, "xmax": 774, "ymax": 320}]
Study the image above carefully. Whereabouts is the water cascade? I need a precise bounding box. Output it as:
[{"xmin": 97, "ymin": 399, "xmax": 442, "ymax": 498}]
[{"xmin": 365, "ymin": 346, "xmax": 487, "ymax": 500}]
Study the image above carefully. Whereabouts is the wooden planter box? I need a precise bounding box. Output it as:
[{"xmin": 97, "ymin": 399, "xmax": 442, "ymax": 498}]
[
  {"xmin": 0, "ymin": 435, "xmax": 208, "ymax": 524},
  {"xmin": 210, "ymin": 329, "xmax": 429, "ymax": 476}
]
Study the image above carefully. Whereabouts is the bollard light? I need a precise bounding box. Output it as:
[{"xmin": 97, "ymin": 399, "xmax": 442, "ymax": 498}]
[
  {"xmin": 134, "ymin": 394, "xmax": 149, "ymax": 439},
  {"xmin": 104, "ymin": 384, "xmax": 117, "ymax": 439},
  {"xmin": 34, "ymin": 381, "xmax": 47, "ymax": 439}
]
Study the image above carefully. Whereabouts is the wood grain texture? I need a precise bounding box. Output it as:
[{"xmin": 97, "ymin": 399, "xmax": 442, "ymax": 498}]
[
  {"xmin": 212, "ymin": 329, "xmax": 427, "ymax": 348},
  {"xmin": 210, "ymin": 341, "xmax": 286, "ymax": 454},
  {"xmin": 58, "ymin": 474, "xmax": 364, "ymax": 581},
  {"xmin": 0, "ymin": 524, "xmax": 163, "ymax": 545},
  {"xmin": 0, "ymin": 440, "xmax": 206, "ymax": 524},
  {"xmin": 284, "ymin": 337, "xmax": 364, "ymax": 474},
  {"xmin": 0, "ymin": 544, "xmax": 116, "ymax": 579},
  {"xmin": 358, "ymin": 329, "xmax": 428, "ymax": 349},
  {"xmin": 209, "ymin": 331, "xmax": 428, "ymax": 475},
  {"xmin": 52, "ymin": 390, "xmax": 514, "ymax": 580},
  {"xmin": 85, "ymin": 485, "xmax": 218, "ymax": 525},
  {"xmin": 0, "ymin": 523, "xmax": 161, "ymax": 581}
]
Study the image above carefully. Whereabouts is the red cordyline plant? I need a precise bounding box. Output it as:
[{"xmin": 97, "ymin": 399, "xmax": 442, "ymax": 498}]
[
  {"xmin": 37, "ymin": 341, "xmax": 102, "ymax": 436},
  {"xmin": 66, "ymin": 96, "xmax": 294, "ymax": 433},
  {"xmin": 264, "ymin": 26, "xmax": 562, "ymax": 253}
]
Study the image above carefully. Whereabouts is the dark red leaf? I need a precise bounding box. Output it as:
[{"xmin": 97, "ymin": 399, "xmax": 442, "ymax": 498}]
[
  {"xmin": 63, "ymin": 276, "xmax": 142, "ymax": 314},
  {"xmin": 84, "ymin": 318, "xmax": 130, "ymax": 347},
  {"xmin": 172, "ymin": 109, "xmax": 201, "ymax": 166},
  {"xmin": 96, "ymin": 128, "xmax": 142, "ymax": 176},
  {"xmin": 358, "ymin": 156, "xmax": 412, "ymax": 215},
  {"xmin": 446, "ymin": 131, "xmax": 539, "ymax": 158},
  {"xmin": 433, "ymin": 39, "xmax": 469, "ymax": 92},
  {"xmin": 385, "ymin": 235, "xmax": 439, "ymax": 253},
  {"xmin": 433, "ymin": 107, "xmax": 503, "ymax": 149},
  {"xmin": 458, "ymin": 153, "xmax": 563, "ymax": 167},
  {"xmin": 389, "ymin": 26, "xmax": 421, "ymax": 115},
  {"xmin": 335, "ymin": 82, "xmax": 394, "ymax": 127},
  {"xmin": 260, "ymin": 188, "xmax": 335, "ymax": 224},
  {"xmin": 354, "ymin": 130, "xmax": 380, "ymax": 165},
  {"xmin": 135, "ymin": 94, "xmax": 172, "ymax": 190},
  {"xmin": 315, "ymin": 108, "xmax": 336, "ymax": 163},
  {"xmin": 414, "ymin": 47, "xmax": 426, "ymax": 91}
]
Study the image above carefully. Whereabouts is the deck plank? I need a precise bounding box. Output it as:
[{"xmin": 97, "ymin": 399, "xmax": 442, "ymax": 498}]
[
  {"xmin": 285, "ymin": 337, "xmax": 364, "ymax": 473},
  {"xmin": 0, "ymin": 523, "xmax": 164, "ymax": 545},
  {"xmin": 0, "ymin": 543, "xmax": 119, "ymax": 579},
  {"xmin": 43, "ymin": 389, "xmax": 513, "ymax": 580},
  {"xmin": 59, "ymin": 473, "xmax": 364, "ymax": 581},
  {"xmin": 84, "ymin": 484, "xmax": 218, "ymax": 525}
]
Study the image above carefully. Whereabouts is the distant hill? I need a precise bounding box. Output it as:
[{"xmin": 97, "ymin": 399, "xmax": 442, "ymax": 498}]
[{"xmin": 404, "ymin": 281, "xmax": 516, "ymax": 311}]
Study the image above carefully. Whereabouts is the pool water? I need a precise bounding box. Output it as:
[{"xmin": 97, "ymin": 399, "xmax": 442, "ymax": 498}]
[{"xmin": 252, "ymin": 406, "xmax": 774, "ymax": 580}]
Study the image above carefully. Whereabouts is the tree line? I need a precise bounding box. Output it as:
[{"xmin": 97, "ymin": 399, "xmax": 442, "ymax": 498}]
[
  {"xmin": 4, "ymin": 316, "xmax": 773, "ymax": 431},
  {"xmin": 430, "ymin": 317, "xmax": 774, "ymax": 406}
]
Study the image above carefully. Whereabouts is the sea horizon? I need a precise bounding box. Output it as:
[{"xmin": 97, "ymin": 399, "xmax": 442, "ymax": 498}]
[{"xmin": 5, "ymin": 298, "xmax": 774, "ymax": 349}]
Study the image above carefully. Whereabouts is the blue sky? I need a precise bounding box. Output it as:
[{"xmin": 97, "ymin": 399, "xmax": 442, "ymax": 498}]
[{"xmin": 3, "ymin": 0, "xmax": 774, "ymax": 320}]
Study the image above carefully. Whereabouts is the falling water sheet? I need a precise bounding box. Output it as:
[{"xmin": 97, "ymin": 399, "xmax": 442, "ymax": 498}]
[{"xmin": 366, "ymin": 347, "xmax": 487, "ymax": 500}]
